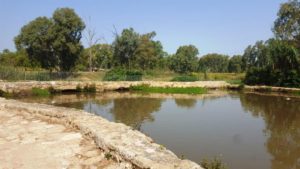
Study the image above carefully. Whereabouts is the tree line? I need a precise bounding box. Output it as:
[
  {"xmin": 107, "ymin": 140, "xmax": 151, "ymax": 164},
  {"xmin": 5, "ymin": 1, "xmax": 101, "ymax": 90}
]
[
  {"xmin": 0, "ymin": 7, "xmax": 243, "ymax": 73},
  {"xmin": 1, "ymin": 0, "xmax": 300, "ymax": 87}
]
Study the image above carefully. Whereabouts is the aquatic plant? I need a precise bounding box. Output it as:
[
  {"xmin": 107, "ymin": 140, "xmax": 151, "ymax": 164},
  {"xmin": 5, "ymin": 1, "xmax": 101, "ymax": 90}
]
[
  {"xmin": 130, "ymin": 85, "xmax": 207, "ymax": 94},
  {"xmin": 201, "ymin": 157, "xmax": 228, "ymax": 169},
  {"xmin": 31, "ymin": 87, "xmax": 50, "ymax": 96}
]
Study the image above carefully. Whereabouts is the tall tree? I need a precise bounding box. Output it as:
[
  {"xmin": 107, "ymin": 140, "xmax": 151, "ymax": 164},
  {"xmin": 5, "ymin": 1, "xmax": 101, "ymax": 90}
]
[
  {"xmin": 112, "ymin": 28, "xmax": 140, "ymax": 69},
  {"xmin": 242, "ymin": 41, "xmax": 269, "ymax": 70},
  {"xmin": 84, "ymin": 17, "xmax": 102, "ymax": 72},
  {"xmin": 273, "ymin": 0, "xmax": 300, "ymax": 49},
  {"xmin": 198, "ymin": 53, "xmax": 229, "ymax": 72},
  {"xmin": 15, "ymin": 8, "xmax": 85, "ymax": 71},
  {"xmin": 15, "ymin": 17, "xmax": 56, "ymax": 70},
  {"xmin": 135, "ymin": 32, "xmax": 164, "ymax": 69},
  {"xmin": 169, "ymin": 45, "xmax": 199, "ymax": 73},
  {"xmin": 51, "ymin": 8, "xmax": 85, "ymax": 71}
]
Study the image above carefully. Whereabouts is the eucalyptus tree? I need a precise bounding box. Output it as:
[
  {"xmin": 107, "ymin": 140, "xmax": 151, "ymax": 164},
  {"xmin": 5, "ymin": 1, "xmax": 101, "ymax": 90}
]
[{"xmin": 274, "ymin": 0, "xmax": 300, "ymax": 49}]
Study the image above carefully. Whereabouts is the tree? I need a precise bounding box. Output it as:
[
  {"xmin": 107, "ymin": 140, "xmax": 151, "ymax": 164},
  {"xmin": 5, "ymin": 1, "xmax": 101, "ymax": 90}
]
[
  {"xmin": 198, "ymin": 53, "xmax": 229, "ymax": 72},
  {"xmin": 135, "ymin": 32, "xmax": 164, "ymax": 69},
  {"xmin": 15, "ymin": 17, "xmax": 55, "ymax": 70},
  {"xmin": 51, "ymin": 8, "xmax": 85, "ymax": 71},
  {"xmin": 94, "ymin": 44, "xmax": 113, "ymax": 69},
  {"xmin": 228, "ymin": 55, "xmax": 243, "ymax": 73},
  {"xmin": 112, "ymin": 28, "xmax": 140, "ymax": 69},
  {"xmin": 169, "ymin": 45, "xmax": 199, "ymax": 73},
  {"xmin": 244, "ymin": 39, "xmax": 300, "ymax": 87},
  {"xmin": 273, "ymin": 0, "xmax": 300, "ymax": 49},
  {"xmin": 14, "ymin": 8, "xmax": 85, "ymax": 71},
  {"xmin": 242, "ymin": 41, "xmax": 269, "ymax": 71},
  {"xmin": 112, "ymin": 28, "xmax": 165, "ymax": 70},
  {"xmin": 84, "ymin": 17, "xmax": 102, "ymax": 72}
]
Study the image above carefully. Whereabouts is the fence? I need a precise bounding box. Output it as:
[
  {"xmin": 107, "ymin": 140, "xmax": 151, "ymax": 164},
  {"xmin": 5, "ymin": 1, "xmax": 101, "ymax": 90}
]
[{"xmin": 0, "ymin": 66, "xmax": 75, "ymax": 81}]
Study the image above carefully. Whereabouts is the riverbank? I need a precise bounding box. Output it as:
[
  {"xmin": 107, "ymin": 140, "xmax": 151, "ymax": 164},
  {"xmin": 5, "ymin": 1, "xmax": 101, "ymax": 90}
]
[
  {"xmin": 0, "ymin": 108, "xmax": 127, "ymax": 169},
  {"xmin": 0, "ymin": 97, "xmax": 202, "ymax": 169},
  {"xmin": 1, "ymin": 80, "xmax": 299, "ymax": 96}
]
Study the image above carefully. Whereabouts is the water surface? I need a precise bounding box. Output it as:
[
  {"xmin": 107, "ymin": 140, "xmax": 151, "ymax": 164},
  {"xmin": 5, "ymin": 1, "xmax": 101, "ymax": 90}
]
[{"xmin": 15, "ymin": 92, "xmax": 300, "ymax": 169}]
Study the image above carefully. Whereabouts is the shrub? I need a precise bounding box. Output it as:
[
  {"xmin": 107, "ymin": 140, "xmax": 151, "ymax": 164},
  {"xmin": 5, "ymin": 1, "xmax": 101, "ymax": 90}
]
[
  {"xmin": 171, "ymin": 74, "xmax": 199, "ymax": 82},
  {"xmin": 201, "ymin": 157, "xmax": 228, "ymax": 169},
  {"xmin": 103, "ymin": 69, "xmax": 143, "ymax": 81},
  {"xmin": 130, "ymin": 84, "xmax": 207, "ymax": 94}
]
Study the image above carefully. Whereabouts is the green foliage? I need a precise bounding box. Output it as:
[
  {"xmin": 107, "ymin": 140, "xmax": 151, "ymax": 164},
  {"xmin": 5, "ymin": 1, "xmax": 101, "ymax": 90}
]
[
  {"xmin": 0, "ymin": 49, "xmax": 37, "ymax": 68},
  {"xmin": 169, "ymin": 45, "xmax": 199, "ymax": 73},
  {"xmin": 171, "ymin": 74, "xmax": 199, "ymax": 82},
  {"xmin": 244, "ymin": 40, "xmax": 300, "ymax": 87},
  {"xmin": 198, "ymin": 54, "xmax": 229, "ymax": 73},
  {"xmin": 201, "ymin": 157, "xmax": 228, "ymax": 169},
  {"xmin": 112, "ymin": 28, "xmax": 164, "ymax": 70},
  {"xmin": 31, "ymin": 88, "xmax": 50, "ymax": 97},
  {"xmin": 228, "ymin": 55, "xmax": 243, "ymax": 73},
  {"xmin": 15, "ymin": 8, "xmax": 85, "ymax": 71},
  {"xmin": 105, "ymin": 152, "xmax": 113, "ymax": 160},
  {"xmin": 103, "ymin": 69, "xmax": 143, "ymax": 81},
  {"xmin": 130, "ymin": 85, "xmax": 207, "ymax": 94},
  {"xmin": 273, "ymin": 0, "xmax": 300, "ymax": 49},
  {"xmin": 76, "ymin": 84, "xmax": 82, "ymax": 92},
  {"xmin": 112, "ymin": 28, "xmax": 140, "ymax": 68},
  {"xmin": 242, "ymin": 41, "xmax": 269, "ymax": 71}
]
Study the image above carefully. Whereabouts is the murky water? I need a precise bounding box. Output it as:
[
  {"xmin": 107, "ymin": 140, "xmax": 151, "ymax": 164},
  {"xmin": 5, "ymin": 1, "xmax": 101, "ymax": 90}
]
[{"xmin": 15, "ymin": 91, "xmax": 300, "ymax": 169}]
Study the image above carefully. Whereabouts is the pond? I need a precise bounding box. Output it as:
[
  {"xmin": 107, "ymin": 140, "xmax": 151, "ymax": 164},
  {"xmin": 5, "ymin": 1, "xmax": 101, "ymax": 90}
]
[{"xmin": 14, "ymin": 91, "xmax": 300, "ymax": 169}]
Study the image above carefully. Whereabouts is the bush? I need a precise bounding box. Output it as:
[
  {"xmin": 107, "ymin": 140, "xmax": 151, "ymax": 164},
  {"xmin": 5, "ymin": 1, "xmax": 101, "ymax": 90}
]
[
  {"xmin": 103, "ymin": 69, "xmax": 143, "ymax": 81},
  {"xmin": 171, "ymin": 74, "xmax": 199, "ymax": 82},
  {"xmin": 244, "ymin": 67, "xmax": 300, "ymax": 88},
  {"xmin": 201, "ymin": 157, "xmax": 228, "ymax": 169}
]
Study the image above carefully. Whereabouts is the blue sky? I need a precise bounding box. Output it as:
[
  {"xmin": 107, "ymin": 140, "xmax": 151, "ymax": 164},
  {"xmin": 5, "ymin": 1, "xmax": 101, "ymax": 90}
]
[{"xmin": 0, "ymin": 0, "xmax": 286, "ymax": 56}]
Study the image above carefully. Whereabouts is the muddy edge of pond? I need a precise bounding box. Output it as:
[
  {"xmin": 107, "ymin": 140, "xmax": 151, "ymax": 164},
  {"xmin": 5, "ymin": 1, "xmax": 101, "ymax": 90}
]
[
  {"xmin": 0, "ymin": 81, "xmax": 299, "ymax": 94},
  {"xmin": 0, "ymin": 97, "xmax": 203, "ymax": 169}
]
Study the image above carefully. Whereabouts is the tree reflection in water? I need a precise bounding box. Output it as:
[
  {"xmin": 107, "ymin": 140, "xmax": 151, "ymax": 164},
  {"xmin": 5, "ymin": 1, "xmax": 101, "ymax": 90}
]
[
  {"xmin": 110, "ymin": 98, "xmax": 164, "ymax": 130},
  {"xmin": 175, "ymin": 99, "xmax": 197, "ymax": 108},
  {"xmin": 240, "ymin": 93, "xmax": 300, "ymax": 169}
]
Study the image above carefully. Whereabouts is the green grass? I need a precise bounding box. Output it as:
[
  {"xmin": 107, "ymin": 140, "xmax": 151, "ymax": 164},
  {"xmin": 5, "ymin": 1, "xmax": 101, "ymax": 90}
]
[
  {"xmin": 130, "ymin": 85, "xmax": 207, "ymax": 94},
  {"xmin": 292, "ymin": 91, "xmax": 300, "ymax": 96},
  {"xmin": 171, "ymin": 75, "xmax": 199, "ymax": 82},
  {"xmin": 31, "ymin": 87, "xmax": 50, "ymax": 96}
]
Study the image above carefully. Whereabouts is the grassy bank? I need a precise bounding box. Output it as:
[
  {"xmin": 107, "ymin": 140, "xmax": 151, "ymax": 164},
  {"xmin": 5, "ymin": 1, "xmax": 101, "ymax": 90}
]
[{"xmin": 130, "ymin": 85, "xmax": 207, "ymax": 94}]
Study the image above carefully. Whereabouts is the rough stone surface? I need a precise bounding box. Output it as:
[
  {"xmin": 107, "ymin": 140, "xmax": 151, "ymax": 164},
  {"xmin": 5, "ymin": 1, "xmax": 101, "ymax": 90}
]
[
  {"xmin": 0, "ymin": 81, "xmax": 231, "ymax": 94},
  {"xmin": 0, "ymin": 108, "xmax": 129, "ymax": 169},
  {"xmin": 0, "ymin": 98, "xmax": 203, "ymax": 169}
]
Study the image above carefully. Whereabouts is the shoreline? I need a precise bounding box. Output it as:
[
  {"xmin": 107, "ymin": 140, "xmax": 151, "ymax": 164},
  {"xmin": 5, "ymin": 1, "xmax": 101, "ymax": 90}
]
[{"xmin": 0, "ymin": 97, "xmax": 202, "ymax": 169}]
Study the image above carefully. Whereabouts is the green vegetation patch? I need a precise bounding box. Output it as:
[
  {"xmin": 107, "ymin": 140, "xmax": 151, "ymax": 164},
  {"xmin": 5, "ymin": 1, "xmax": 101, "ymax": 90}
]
[
  {"xmin": 103, "ymin": 69, "xmax": 143, "ymax": 81},
  {"xmin": 31, "ymin": 87, "xmax": 50, "ymax": 97},
  {"xmin": 130, "ymin": 85, "xmax": 207, "ymax": 94},
  {"xmin": 201, "ymin": 157, "xmax": 228, "ymax": 169},
  {"xmin": 171, "ymin": 74, "xmax": 199, "ymax": 82}
]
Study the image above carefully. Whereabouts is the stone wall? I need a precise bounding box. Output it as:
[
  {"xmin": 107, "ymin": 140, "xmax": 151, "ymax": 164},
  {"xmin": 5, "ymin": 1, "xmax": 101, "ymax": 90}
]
[
  {"xmin": 0, "ymin": 81, "xmax": 230, "ymax": 93},
  {"xmin": 0, "ymin": 98, "xmax": 203, "ymax": 169}
]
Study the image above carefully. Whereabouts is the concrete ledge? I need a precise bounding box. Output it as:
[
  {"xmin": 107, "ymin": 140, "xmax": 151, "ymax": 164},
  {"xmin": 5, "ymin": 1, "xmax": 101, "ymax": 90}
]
[{"xmin": 0, "ymin": 98, "xmax": 202, "ymax": 169}]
